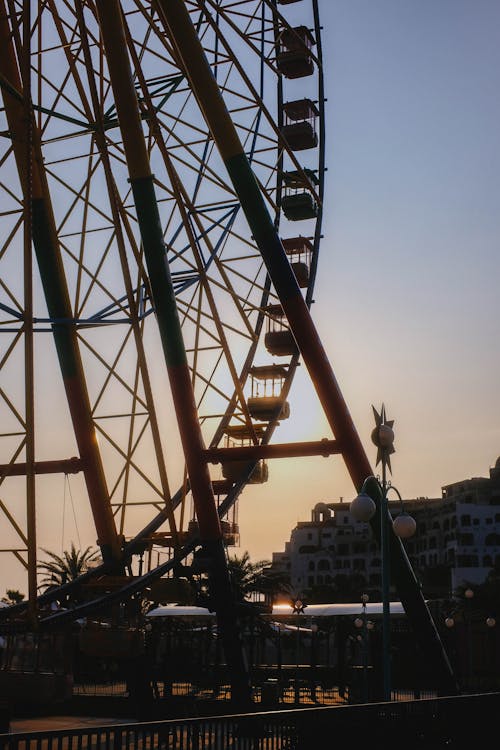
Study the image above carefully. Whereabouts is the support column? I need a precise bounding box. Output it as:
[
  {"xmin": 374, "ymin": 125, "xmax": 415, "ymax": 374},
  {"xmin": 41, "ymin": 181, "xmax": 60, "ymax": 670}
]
[{"xmin": 95, "ymin": 0, "xmax": 250, "ymax": 704}]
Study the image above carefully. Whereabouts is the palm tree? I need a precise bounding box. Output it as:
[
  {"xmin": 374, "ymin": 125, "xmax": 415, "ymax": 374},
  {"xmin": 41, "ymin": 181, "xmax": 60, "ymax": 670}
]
[
  {"xmin": 227, "ymin": 551, "xmax": 271, "ymax": 602},
  {"xmin": 38, "ymin": 543, "xmax": 101, "ymax": 591},
  {"xmin": 1, "ymin": 589, "xmax": 25, "ymax": 605}
]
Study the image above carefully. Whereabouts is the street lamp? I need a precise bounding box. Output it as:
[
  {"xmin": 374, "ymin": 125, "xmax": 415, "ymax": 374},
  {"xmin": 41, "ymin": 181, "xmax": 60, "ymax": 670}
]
[
  {"xmin": 463, "ymin": 587, "xmax": 474, "ymax": 690},
  {"xmin": 354, "ymin": 593, "xmax": 371, "ymax": 702},
  {"xmin": 310, "ymin": 623, "xmax": 318, "ymax": 701},
  {"xmin": 349, "ymin": 405, "xmax": 416, "ymax": 702},
  {"xmin": 292, "ymin": 597, "xmax": 305, "ymax": 703}
]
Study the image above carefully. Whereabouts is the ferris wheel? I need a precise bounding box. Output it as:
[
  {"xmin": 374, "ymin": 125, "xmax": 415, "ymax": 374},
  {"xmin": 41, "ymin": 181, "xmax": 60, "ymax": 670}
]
[
  {"xmin": 0, "ymin": 1, "xmax": 461, "ymax": 704},
  {"xmin": 0, "ymin": 0, "xmax": 329, "ymax": 599}
]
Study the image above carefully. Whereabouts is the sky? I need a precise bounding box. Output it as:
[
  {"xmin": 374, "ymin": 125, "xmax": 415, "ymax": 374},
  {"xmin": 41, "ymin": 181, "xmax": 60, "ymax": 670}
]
[
  {"xmin": 2, "ymin": 0, "xmax": 500, "ymax": 595},
  {"xmin": 238, "ymin": 0, "xmax": 500, "ymax": 563}
]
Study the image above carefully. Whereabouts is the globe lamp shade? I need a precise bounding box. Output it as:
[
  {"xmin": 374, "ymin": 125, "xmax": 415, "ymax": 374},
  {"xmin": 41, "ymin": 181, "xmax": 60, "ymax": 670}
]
[
  {"xmin": 350, "ymin": 492, "xmax": 376, "ymax": 522},
  {"xmin": 392, "ymin": 512, "xmax": 416, "ymax": 539},
  {"xmin": 378, "ymin": 424, "xmax": 395, "ymax": 448}
]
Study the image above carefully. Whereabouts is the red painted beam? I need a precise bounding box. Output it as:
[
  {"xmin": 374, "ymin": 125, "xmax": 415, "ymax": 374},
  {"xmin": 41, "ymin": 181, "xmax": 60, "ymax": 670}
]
[
  {"xmin": 204, "ymin": 439, "xmax": 340, "ymax": 462},
  {"xmin": 0, "ymin": 458, "xmax": 83, "ymax": 477}
]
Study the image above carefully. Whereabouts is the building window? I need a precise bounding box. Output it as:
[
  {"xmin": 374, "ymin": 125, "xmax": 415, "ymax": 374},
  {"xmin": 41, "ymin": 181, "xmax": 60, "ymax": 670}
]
[
  {"xmin": 318, "ymin": 559, "xmax": 330, "ymax": 571},
  {"xmin": 460, "ymin": 515, "xmax": 471, "ymax": 526},
  {"xmin": 483, "ymin": 555, "xmax": 493, "ymax": 566},
  {"xmin": 456, "ymin": 555, "xmax": 478, "ymax": 566},
  {"xmin": 308, "ymin": 576, "xmax": 314, "ymax": 587},
  {"xmin": 308, "ymin": 561, "xmax": 315, "ymax": 571},
  {"xmin": 352, "ymin": 543, "xmax": 367, "ymax": 554},
  {"xmin": 485, "ymin": 533, "xmax": 500, "ymax": 546}
]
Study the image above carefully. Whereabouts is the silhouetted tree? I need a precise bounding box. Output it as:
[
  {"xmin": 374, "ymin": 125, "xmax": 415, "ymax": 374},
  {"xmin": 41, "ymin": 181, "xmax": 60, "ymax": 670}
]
[
  {"xmin": 227, "ymin": 551, "xmax": 271, "ymax": 601},
  {"xmin": 38, "ymin": 543, "xmax": 101, "ymax": 591},
  {"xmin": 1, "ymin": 589, "xmax": 25, "ymax": 605}
]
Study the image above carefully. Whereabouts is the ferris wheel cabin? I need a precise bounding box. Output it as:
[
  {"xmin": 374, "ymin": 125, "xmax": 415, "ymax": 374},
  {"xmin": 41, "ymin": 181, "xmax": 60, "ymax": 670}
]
[
  {"xmin": 277, "ymin": 25, "xmax": 316, "ymax": 80},
  {"xmin": 220, "ymin": 424, "xmax": 269, "ymax": 485},
  {"xmin": 264, "ymin": 304, "xmax": 299, "ymax": 357},
  {"xmin": 247, "ymin": 364, "xmax": 291, "ymax": 422},
  {"xmin": 281, "ymin": 168, "xmax": 319, "ymax": 221},
  {"xmin": 281, "ymin": 98, "xmax": 319, "ymax": 152},
  {"xmin": 282, "ymin": 235, "xmax": 313, "ymax": 288}
]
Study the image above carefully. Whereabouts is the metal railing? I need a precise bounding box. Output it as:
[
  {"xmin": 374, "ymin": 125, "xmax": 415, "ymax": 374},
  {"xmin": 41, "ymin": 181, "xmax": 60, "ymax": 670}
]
[{"xmin": 1, "ymin": 691, "xmax": 500, "ymax": 749}]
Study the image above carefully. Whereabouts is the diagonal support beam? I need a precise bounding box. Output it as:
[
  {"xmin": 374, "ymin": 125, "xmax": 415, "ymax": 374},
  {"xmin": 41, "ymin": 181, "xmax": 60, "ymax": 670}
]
[
  {"xmin": 94, "ymin": 0, "xmax": 251, "ymax": 705},
  {"xmin": 156, "ymin": 0, "xmax": 458, "ymax": 696},
  {"xmin": 156, "ymin": 0, "xmax": 371, "ymax": 491}
]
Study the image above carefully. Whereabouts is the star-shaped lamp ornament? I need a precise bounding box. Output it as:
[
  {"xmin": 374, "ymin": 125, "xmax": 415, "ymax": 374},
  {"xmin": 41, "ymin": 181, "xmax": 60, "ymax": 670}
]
[
  {"xmin": 371, "ymin": 404, "xmax": 395, "ymax": 473},
  {"xmin": 292, "ymin": 598, "xmax": 305, "ymax": 615}
]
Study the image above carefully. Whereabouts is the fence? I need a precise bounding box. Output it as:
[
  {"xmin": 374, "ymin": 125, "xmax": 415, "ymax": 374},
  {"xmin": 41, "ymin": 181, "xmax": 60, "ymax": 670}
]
[{"xmin": 1, "ymin": 691, "xmax": 499, "ymax": 750}]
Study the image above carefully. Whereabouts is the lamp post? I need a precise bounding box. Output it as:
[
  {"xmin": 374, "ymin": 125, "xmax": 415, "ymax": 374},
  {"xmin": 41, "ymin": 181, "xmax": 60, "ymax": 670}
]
[
  {"xmin": 292, "ymin": 597, "xmax": 305, "ymax": 704},
  {"xmin": 354, "ymin": 593, "xmax": 371, "ymax": 702},
  {"xmin": 464, "ymin": 587, "xmax": 474, "ymax": 690},
  {"xmin": 349, "ymin": 405, "xmax": 416, "ymax": 702},
  {"xmin": 310, "ymin": 623, "xmax": 318, "ymax": 701}
]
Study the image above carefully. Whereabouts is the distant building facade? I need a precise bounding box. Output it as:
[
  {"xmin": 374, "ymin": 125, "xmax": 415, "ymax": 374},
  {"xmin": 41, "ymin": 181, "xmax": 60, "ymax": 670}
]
[{"xmin": 269, "ymin": 458, "xmax": 500, "ymax": 597}]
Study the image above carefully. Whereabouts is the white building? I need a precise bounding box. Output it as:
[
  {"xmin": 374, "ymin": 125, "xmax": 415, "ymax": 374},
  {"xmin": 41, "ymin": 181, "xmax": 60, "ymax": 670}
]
[{"xmin": 269, "ymin": 457, "xmax": 500, "ymax": 597}]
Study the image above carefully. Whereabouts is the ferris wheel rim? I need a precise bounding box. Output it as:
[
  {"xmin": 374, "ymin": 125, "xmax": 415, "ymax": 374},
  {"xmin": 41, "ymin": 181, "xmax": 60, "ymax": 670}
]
[{"xmin": 0, "ymin": 0, "xmax": 325, "ymax": 604}]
